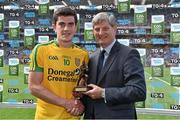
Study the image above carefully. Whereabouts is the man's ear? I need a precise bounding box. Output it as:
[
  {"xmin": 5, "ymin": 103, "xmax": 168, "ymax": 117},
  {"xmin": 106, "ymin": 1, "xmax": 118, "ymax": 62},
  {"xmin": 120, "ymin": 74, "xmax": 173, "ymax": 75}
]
[
  {"xmin": 75, "ymin": 25, "xmax": 77, "ymax": 32},
  {"xmin": 113, "ymin": 25, "xmax": 117, "ymax": 32}
]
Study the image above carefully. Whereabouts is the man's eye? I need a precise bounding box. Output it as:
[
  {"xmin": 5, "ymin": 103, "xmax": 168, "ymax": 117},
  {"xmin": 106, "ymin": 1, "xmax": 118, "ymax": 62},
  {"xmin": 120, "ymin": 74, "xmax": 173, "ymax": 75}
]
[
  {"xmin": 69, "ymin": 23, "xmax": 75, "ymax": 26},
  {"xmin": 58, "ymin": 22, "xmax": 65, "ymax": 26},
  {"xmin": 103, "ymin": 27, "xmax": 109, "ymax": 31},
  {"xmin": 95, "ymin": 28, "xmax": 100, "ymax": 32}
]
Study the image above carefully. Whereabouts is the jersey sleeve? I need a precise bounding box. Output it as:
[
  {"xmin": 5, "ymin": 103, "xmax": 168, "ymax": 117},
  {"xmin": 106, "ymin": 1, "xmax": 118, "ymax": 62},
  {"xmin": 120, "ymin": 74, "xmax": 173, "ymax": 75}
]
[{"xmin": 29, "ymin": 45, "xmax": 44, "ymax": 72}]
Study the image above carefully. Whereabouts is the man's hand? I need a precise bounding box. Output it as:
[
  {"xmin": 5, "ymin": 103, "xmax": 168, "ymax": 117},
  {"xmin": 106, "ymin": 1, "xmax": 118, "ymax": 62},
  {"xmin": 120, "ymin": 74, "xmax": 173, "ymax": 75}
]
[
  {"xmin": 73, "ymin": 99, "xmax": 84, "ymax": 115},
  {"xmin": 64, "ymin": 99, "xmax": 84, "ymax": 116},
  {"xmin": 84, "ymin": 84, "xmax": 104, "ymax": 99}
]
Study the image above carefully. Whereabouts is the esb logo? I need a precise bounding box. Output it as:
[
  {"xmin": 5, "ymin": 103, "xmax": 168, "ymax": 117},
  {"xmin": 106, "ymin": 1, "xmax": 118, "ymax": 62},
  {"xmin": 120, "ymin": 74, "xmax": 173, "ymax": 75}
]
[{"xmin": 48, "ymin": 56, "xmax": 58, "ymax": 60}]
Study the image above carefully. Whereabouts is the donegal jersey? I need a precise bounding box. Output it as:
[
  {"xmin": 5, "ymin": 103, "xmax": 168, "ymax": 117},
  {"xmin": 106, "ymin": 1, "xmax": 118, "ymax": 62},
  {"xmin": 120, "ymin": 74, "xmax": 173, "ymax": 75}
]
[{"xmin": 30, "ymin": 40, "xmax": 89, "ymax": 119}]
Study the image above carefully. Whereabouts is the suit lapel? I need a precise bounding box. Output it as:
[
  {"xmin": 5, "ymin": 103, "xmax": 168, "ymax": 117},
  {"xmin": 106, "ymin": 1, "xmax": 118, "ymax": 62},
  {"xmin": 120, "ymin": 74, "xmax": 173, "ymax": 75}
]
[
  {"xmin": 97, "ymin": 41, "xmax": 121, "ymax": 84},
  {"xmin": 91, "ymin": 50, "xmax": 101, "ymax": 84}
]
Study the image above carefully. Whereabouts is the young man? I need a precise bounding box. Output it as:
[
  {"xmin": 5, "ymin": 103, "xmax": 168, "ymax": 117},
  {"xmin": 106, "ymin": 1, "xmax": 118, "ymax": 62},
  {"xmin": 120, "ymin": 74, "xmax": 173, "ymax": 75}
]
[
  {"xmin": 83, "ymin": 12, "xmax": 146, "ymax": 119},
  {"xmin": 28, "ymin": 7, "xmax": 89, "ymax": 119}
]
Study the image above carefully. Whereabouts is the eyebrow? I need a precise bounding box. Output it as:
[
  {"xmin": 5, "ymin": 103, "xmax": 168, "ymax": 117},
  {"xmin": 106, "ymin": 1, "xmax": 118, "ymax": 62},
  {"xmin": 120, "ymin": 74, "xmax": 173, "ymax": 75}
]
[{"xmin": 58, "ymin": 21, "xmax": 75, "ymax": 24}]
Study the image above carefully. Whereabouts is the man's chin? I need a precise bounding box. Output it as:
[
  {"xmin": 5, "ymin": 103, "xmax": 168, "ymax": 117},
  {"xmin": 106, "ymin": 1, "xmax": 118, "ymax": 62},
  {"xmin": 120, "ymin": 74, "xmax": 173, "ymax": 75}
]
[
  {"xmin": 61, "ymin": 37, "xmax": 71, "ymax": 41},
  {"xmin": 97, "ymin": 41, "xmax": 104, "ymax": 44}
]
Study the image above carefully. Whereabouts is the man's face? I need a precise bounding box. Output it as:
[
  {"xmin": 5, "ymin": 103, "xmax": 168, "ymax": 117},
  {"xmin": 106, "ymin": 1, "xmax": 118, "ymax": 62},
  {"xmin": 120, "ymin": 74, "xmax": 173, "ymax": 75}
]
[
  {"xmin": 53, "ymin": 16, "xmax": 77, "ymax": 43},
  {"xmin": 93, "ymin": 21, "xmax": 116, "ymax": 48}
]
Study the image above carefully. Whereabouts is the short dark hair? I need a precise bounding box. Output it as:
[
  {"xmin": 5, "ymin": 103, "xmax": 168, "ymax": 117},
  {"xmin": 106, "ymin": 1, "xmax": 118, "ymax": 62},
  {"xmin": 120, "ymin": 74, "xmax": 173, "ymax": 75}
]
[{"xmin": 52, "ymin": 7, "xmax": 78, "ymax": 25}]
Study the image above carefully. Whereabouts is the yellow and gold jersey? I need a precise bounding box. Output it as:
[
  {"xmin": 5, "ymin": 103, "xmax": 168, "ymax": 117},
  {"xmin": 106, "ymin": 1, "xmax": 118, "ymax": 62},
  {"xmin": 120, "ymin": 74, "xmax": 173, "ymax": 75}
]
[{"xmin": 30, "ymin": 40, "xmax": 89, "ymax": 119}]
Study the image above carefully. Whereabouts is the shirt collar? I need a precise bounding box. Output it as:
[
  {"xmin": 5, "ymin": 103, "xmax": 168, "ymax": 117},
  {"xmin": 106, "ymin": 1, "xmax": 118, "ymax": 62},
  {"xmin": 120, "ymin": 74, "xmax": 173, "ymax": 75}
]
[{"xmin": 100, "ymin": 39, "xmax": 116, "ymax": 54}]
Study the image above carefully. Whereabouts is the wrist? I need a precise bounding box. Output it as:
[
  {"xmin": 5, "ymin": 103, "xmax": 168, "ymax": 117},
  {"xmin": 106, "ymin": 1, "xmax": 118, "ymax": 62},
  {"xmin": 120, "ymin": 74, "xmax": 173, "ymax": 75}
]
[{"xmin": 60, "ymin": 98, "xmax": 67, "ymax": 108}]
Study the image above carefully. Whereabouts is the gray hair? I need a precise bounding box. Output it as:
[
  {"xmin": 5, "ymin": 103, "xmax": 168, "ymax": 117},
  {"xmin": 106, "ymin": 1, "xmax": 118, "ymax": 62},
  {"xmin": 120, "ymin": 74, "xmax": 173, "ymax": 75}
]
[{"xmin": 92, "ymin": 12, "xmax": 116, "ymax": 27}]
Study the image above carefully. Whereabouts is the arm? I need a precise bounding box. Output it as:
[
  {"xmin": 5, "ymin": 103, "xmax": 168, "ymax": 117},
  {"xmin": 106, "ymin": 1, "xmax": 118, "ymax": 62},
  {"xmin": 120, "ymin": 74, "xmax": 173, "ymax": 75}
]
[
  {"xmin": 105, "ymin": 49, "xmax": 146, "ymax": 104},
  {"xmin": 85, "ymin": 49, "xmax": 146, "ymax": 104},
  {"xmin": 28, "ymin": 71, "xmax": 84, "ymax": 115},
  {"xmin": 28, "ymin": 71, "xmax": 66, "ymax": 107}
]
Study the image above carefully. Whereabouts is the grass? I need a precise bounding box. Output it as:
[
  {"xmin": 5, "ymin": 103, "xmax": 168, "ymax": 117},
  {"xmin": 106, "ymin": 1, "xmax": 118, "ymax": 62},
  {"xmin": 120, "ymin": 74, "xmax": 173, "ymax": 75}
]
[
  {"xmin": 144, "ymin": 67, "xmax": 179, "ymax": 109},
  {"xmin": 0, "ymin": 108, "xmax": 35, "ymax": 120},
  {"xmin": 0, "ymin": 108, "xmax": 179, "ymax": 120},
  {"xmin": 0, "ymin": 64, "xmax": 36, "ymax": 102},
  {"xmin": 138, "ymin": 113, "xmax": 180, "ymax": 120}
]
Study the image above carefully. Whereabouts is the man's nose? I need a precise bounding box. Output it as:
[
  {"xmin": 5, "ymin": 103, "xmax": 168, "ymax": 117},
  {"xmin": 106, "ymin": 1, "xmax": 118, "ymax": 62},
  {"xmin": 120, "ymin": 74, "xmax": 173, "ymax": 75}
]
[
  {"xmin": 64, "ymin": 25, "xmax": 70, "ymax": 30},
  {"xmin": 99, "ymin": 29, "xmax": 104, "ymax": 35}
]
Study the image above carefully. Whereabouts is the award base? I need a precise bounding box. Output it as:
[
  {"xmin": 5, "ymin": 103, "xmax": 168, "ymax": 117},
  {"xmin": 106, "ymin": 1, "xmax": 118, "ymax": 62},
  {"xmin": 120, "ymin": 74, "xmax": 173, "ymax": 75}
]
[
  {"xmin": 73, "ymin": 86, "xmax": 90, "ymax": 92},
  {"xmin": 73, "ymin": 86, "xmax": 92, "ymax": 99},
  {"xmin": 74, "ymin": 86, "xmax": 92, "ymax": 92}
]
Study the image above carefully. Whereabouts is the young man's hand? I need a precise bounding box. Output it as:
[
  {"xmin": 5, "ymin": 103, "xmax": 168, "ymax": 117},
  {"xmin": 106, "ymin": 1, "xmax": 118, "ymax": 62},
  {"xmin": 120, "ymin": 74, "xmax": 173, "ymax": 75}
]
[{"xmin": 64, "ymin": 99, "xmax": 84, "ymax": 116}]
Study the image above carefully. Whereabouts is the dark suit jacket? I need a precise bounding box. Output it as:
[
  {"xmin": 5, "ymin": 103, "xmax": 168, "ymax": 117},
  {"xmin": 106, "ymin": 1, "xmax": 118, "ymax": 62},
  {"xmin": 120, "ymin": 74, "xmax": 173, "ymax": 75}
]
[{"xmin": 84, "ymin": 41, "xmax": 146, "ymax": 119}]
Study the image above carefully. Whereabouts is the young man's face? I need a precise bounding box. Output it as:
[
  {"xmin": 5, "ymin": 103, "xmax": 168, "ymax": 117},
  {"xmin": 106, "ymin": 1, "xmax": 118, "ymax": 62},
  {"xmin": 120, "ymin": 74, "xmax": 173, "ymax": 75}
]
[
  {"xmin": 93, "ymin": 21, "xmax": 116, "ymax": 48},
  {"xmin": 53, "ymin": 16, "xmax": 77, "ymax": 43}
]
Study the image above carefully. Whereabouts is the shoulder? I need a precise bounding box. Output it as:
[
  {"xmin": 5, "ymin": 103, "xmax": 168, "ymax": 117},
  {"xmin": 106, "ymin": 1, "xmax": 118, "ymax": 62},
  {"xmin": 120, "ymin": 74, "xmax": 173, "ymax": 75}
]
[
  {"xmin": 118, "ymin": 44, "xmax": 140, "ymax": 59},
  {"xmin": 110, "ymin": 42, "xmax": 140, "ymax": 58},
  {"xmin": 33, "ymin": 40, "xmax": 55, "ymax": 51},
  {"xmin": 118, "ymin": 43, "xmax": 138, "ymax": 54},
  {"xmin": 89, "ymin": 49, "xmax": 99, "ymax": 59},
  {"xmin": 73, "ymin": 44, "xmax": 89, "ymax": 55}
]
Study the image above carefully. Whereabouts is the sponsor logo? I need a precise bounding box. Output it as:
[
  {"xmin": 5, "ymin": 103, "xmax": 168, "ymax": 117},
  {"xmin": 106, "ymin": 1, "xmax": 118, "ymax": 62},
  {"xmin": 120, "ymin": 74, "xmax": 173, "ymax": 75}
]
[{"xmin": 48, "ymin": 56, "xmax": 58, "ymax": 60}]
